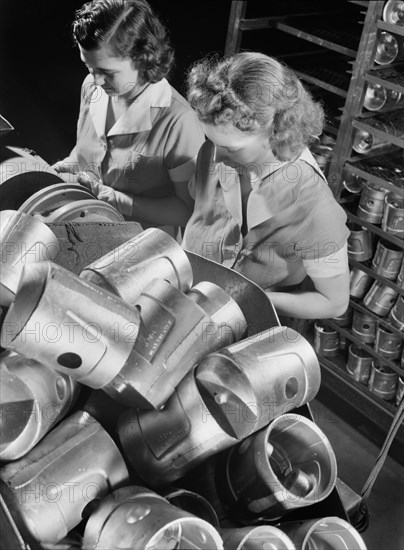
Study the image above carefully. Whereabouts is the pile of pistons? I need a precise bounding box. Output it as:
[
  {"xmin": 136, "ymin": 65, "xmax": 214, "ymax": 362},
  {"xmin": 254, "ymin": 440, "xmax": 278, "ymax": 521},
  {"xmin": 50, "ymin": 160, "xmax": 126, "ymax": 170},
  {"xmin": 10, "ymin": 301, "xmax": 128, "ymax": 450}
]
[{"xmin": 0, "ymin": 210, "xmax": 368, "ymax": 550}]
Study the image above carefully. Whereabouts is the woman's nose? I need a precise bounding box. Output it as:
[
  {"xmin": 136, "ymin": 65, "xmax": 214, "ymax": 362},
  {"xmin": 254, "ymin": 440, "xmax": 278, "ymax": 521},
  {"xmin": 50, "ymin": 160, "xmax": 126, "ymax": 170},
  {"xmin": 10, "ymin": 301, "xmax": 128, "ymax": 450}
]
[{"xmin": 92, "ymin": 71, "xmax": 106, "ymax": 87}]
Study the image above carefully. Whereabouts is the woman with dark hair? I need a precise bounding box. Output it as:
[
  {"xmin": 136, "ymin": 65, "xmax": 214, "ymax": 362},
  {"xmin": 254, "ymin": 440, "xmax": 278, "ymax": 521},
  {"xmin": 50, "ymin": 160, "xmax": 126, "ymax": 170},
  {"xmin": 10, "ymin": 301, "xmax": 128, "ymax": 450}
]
[
  {"xmin": 54, "ymin": 0, "xmax": 205, "ymax": 231},
  {"xmin": 183, "ymin": 52, "xmax": 350, "ymax": 320}
]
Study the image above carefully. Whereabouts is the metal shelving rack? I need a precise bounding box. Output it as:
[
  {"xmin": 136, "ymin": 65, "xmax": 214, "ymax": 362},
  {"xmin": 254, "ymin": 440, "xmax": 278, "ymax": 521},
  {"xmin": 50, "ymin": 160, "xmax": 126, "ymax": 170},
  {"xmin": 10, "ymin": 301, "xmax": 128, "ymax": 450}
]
[{"xmin": 224, "ymin": 1, "xmax": 404, "ymax": 446}]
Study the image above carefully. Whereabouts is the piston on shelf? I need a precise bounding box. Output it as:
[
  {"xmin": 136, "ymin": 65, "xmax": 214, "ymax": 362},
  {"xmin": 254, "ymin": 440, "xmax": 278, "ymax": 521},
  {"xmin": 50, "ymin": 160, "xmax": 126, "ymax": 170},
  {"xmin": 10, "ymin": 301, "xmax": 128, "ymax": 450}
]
[
  {"xmin": 374, "ymin": 31, "xmax": 403, "ymax": 65},
  {"xmin": 382, "ymin": 194, "xmax": 404, "ymax": 239},
  {"xmin": 352, "ymin": 121, "xmax": 395, "ymax": 155},
  {"xmin": 278, "ymin": 517, "xmax": 367, "ymax": 550},
  {"xmin": 222, "ymin": 414, "xmax": 337, "ymax": 521},
  {"xmin": 388, "ymin": 294, "xmax": 404, "ymax": 331},
  {"xmin": 375, "ymin": 324, "xmax": 403, "ymax": 361},
  {"xmin": 356, "ymin": 183, "xmax": 389, "ymax": 224},
  {"xmin": 80, "ymin": 227, "xmax": 194, "ymax": 304},
  {"xmin": 347, "ymin": 224, "xmax": 374, "ymax": 262},
  {"xmin": 350, "ymin": 266, "xmax": 373, "ymax": 299},
  {"xmin": 314, "ymin": 321, "xmax": 339, "ymax": 356},
  {"xmin": 0, "ymin": 411, "xmax": 129, "ymax": 545},
  {"xmin": 363, "ymin": 280, "xmax": 398, "ymax": 317},
  {"xmin": 346, "ymin": 344, "xmax": 373, "ymax": 385},
  {"xmin": 106, "ymin": 278, "xmax": 247, "ymax": 409},
  {"xmin": 371, "ymin": 239, "xmax": 403, "ymax": 280},
  {"xmin": 383, "ymin": 0, "xmax": 404, "ymax": 25},
  {"xmin": 117, "ymin": 368, "xmax": 238, "ymax": 486},
  {"xmin": 82, "ymin": 486, "xmax": 224, "ymax": 550},
  {"xmin": 194, "ymin": 326, "xmax": 321, "ymax": 439},
  {"xmin": 0, "ymin": 210, "xmax": 59, "ymax": 307},
  {"xmin": 368, "ymin": 363, "xmax": 399, "ymax": 401},
  {"xmin": 396, "ymin": 375, "xmax": 404, "ymax": 406},
  {"xmin": 363, "ymin": 83, "xmax": 403, "ymax": 112},
  {"xmin": 219, "ymin": 526, "xmax": 295, "ymax": 550},
  {"xmin": 0, "ymin": 353, "xmax": 79, "ymax": 461},
  {"xmin": 351, "ymin": 309, "xmax": 377, "ymax": 344},
  {"xmin": 0, "ymin": 261, "xmax": 142, "ymax": 399}
]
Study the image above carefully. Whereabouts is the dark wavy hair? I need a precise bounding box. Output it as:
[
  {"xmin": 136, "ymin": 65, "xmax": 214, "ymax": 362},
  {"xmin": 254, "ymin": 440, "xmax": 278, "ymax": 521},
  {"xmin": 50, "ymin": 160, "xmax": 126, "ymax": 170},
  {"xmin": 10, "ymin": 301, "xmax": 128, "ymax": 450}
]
[
  {"xmin": 187, "ymin": 52, "xmax": 324, "ymax": 161},
  {"xmin": 72, "ymin": 0, "xmax": 174, "ymax": 83}
]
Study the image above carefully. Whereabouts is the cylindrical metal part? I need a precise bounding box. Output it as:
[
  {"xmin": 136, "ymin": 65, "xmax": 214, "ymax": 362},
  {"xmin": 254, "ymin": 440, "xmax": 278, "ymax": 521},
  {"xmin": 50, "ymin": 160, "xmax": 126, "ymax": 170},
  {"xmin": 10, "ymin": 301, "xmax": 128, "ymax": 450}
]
[
  {"xmin": 397, "ymin": 256, "xmax": 404, "ymax": 289},
  {"xmin": 223, "ymin": 414, "xmax": 337, "ymax": 521},
  {"xmin": 0, "ymin": 262, "xmax": 141, "ymax": 391},
  {"xmin": 313, "ymin": 322, "xmax": 339, "ymax": 356},
  {"xmin": 371, "ymin": 239, "xmax": 403, "ymax": 279},
  {"xmin": 219, "ymin": 526, "xmax": 295, "ymax": 550},
  {"xmin": 0, "ymin": 411, "xmax": 129, "ymax": 545},
  {"xmin": 279, "ymin": 517, "xmax": 367, "ymax": 550},
  {"xmin": 363, "ymin": 281, "xmax": 398, "ymax": 316},
  {"xmin": 0, "ymin": 210, "xmax": 59, "ymax": 307},
  {"xmin": 346, "ymin": 344, "xmax": 373, "ymax": 385},
  {"xmin": 375, "ymin": 325, "xmax": 403, "ymax": 361},
  {"xmin": 80, "ymin": 227, "xmax": 193, "ymax": 304},
  {"xmin": 388, "ymin": 295, "xmax": 404, "ymax": 331},
  {"xmin": 117, "ymin": 368, "xmax": 238, "ymax": 486},
  {"xmin": 0, "ymin": 353, "xmax": 79, "ymax": 461},
  {"xmin": 351, "ymin": 309, "xmax": 377, "ymax": 344},
  {"xmin": 347, "ymin": 224, "xmax": 373, "ymax": 261},
  {"xmin": 374, "ymin": 31, "xmax": 400, "ymax": 65},
  {"xmin": 396, "ymin": 376, "xmax": 404, "ymax": 406},
  {"xmin": 160, "ymin": 487, "xmax": 220, "ymax": 528},
  {"xmin": 82, "ymin": 486, "xmax": 224, "ymax": 550},
  {"xmin": 194, "ymin": 326, "xmax": 321, "ymax": 439},
  {"xmin": 364, "ymin": 82, "xmax": 402, "ymax": 112},
  {"xmin": 382, "ymin": 194, "xmax": 404, "ymax": 239},
  {"xmin": 349, "ymin": 266, "xmax": 373, "ymax": 299},
  {"xmin": 356, "ymin": 183, "xmax": 389, "ymax": 223},
  {"xmin": 383, "ymin": 0, "xmax": 404, "ymax": 25},
  {"xmin": 106, "ymin": 279, "xmax": 247, "ymax": 409},
  {"xmin": 368, "ymin": 364, "xmax": 398, "ymax": 401}
]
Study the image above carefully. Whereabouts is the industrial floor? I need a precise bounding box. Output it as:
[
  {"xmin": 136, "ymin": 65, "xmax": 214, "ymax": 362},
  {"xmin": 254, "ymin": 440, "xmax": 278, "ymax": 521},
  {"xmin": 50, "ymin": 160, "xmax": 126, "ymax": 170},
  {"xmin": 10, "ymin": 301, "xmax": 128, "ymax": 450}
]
[{"xmin": 311, "ymin": 395, "xmax": 404, "ymax": 550}]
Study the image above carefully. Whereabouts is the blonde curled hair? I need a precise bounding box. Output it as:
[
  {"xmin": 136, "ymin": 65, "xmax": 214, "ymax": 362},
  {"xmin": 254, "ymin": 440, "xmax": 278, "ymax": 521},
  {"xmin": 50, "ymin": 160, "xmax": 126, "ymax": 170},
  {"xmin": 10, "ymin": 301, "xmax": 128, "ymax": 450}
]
[{"xmin": 187, "ymin": 52, "xmax": 324, "ymax": 161}]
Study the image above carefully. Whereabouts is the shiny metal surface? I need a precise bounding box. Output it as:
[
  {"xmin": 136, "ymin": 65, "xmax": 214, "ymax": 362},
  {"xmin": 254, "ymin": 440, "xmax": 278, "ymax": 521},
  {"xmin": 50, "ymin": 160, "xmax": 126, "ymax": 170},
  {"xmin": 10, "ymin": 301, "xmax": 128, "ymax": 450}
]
[
  {"xmin": 356, "ymin": 183, "xmax": 389, "ymax": 224},
  {"xmin": 0, "ymin": 210, "xmax": 59, "ymax": 307},
  {"xmin": 363, "ymin": 281, "xmax": 398, "ymax": 317},
  {"xmin": 314, "ymin": 322, "xmax": 339, "ymax": 357},
  {"xmin": 375, "ymin": 325, "xmax": 403, "ymax": 361},
  {"xmin": 45, "ymin": 199, "xmax": 125, "ymax": 222},
  {"xmin": 279, "ymin": 517, "xmax": 367, "ymax": 550},
  {"xmin": 107, "ymin": 278, "xmax": 246, "ymax": 409},
  {"xmin": 117, "ymin": 368, "xmax": 238, "ymax": 486},
  {"xmin": 224, "ymin": 414, "xmax": 337, "ymax": 520},
  {"xmin": 368, "ymin": 364, "xmax": 398, "ymax": 401},
  {"xmin": 347, "ymin": 224, "xmax": 374, "ymax": 262},
  {"xmin": 82, "ymin": 486, "xmax": 224, "ymax": 550},
  {"xmin": 351, "ymin": 310, "xmax": 377, "ymax": 344},
  {"xmin": 0, "ymin": 261, "xmax": 140, "ymax": 389},
  {"xmin": 194, "ymin": 326, "xmax": 321, "ymax": 439},
  {"xmin": 349, "ymin": 267, "xmax": 373, "ymax": 299},
  {"xmin": 219, "ymin": 526, "xmax": 295, "ymax": 550},
  {"xmin": 80, "ymin": 227, "xmax": 193, "ymax": 304},
  {"xmin": 388, "ymin": 295, "xmax": 404, "ymax": 330},
  {"xmin": 0, "ymin": 411, "xmax": 129, "ymax": 544},
  {"xmin": 371, "ymin": 239, "xmax": 403, "ymax": 280},
  {"xmin": 0, "ymin": 353, "xmax": 79, "ymax": 461},
  {"xmin": 18, "ymin": 182, "xmax": 97, "ymax": 215},
  {"xmin": 382, "ymin": 194, "xmax": 404, "ymax": 239},
  {"xmin": 161, "ymin": 486, "xmax": 220, "ymax": 528},
  {"xmin": 346, "ymin": 344, "xmax": 373, "ymax": 385}
]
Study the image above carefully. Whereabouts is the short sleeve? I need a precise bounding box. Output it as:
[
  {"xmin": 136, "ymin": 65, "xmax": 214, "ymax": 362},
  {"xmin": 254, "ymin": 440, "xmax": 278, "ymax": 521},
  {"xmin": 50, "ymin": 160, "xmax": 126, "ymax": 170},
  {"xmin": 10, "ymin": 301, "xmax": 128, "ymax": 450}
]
[
  {"xmin": 303, "ymin": 242, "xmax": 349, "ymax": 278},
  {"xmin": 164, "ymin": 110, "xmax": 206, "ymax": 183}
]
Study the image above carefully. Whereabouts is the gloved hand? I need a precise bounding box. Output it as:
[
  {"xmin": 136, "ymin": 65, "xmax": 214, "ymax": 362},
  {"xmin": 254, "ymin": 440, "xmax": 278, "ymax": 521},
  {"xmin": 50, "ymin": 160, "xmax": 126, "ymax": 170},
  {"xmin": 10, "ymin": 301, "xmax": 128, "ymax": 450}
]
[{"xmin": 77, "ymin": 171, "xmax": 134, "ymax": 218}]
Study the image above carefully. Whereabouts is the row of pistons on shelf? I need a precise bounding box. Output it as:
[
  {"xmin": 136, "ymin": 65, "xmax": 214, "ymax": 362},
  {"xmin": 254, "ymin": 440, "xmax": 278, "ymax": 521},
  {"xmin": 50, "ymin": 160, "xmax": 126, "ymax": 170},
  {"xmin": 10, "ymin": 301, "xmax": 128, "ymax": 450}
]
[{"xmin": 0, "ymin": 224, "xmax": 342, "ymax": 548}]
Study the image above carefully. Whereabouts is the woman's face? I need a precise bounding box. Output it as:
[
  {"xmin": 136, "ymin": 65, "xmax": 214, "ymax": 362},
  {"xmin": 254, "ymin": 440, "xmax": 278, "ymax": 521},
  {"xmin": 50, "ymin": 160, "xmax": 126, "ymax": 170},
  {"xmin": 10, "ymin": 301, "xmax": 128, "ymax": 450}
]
[
  {"xmin": 79, "ymin": 44, "xmax": 143, "ymax": 97},
  {"xmin": 202, "ymin": 122, "xmax": 272, "ymax": 167}
]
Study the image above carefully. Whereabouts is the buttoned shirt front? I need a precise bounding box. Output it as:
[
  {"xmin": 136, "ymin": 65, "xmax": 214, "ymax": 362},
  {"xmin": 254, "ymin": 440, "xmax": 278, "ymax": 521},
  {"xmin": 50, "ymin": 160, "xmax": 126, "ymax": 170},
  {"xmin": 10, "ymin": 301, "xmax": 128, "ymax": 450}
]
[
  {"xmin": 74, "ymin": 75, "xmax": 205, "ymax": 200},
  {"xmin": 182, "ymin": 140, "xmax": 350, "ymax": 290}
]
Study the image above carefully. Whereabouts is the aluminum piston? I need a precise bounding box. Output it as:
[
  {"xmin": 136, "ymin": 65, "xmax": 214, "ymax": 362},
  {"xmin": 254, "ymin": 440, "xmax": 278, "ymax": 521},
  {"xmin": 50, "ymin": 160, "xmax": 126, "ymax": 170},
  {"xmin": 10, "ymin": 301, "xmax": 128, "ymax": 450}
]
[
  {"xmin": 382, "ymin": 194, "xmax": 404, "ymax": 239},
  {"xmin": 117, "ymin": 368, "xmax": 238, "ymax": 486},
  {"xmin": 158, "ymin": 487, "xmax": 220, "ymax": 528},
  {"xmin": 314, "ymin": 322, "xmax": 339, "ymax": 356},
  {"xmin": 346, "ymin": 344, "xmax": 373, "ymax": 385},
  {"xmin": 0, "ymin": 410, "xmax": 129, "ymax": 544},
  {"xmin": 0, "ymin": 353, "xmax": 79, "ymax": 461},
  {"xmin": 80, "ymin": 227, "xmax": 193, "ymax": 303},
  {"xmin": 351, "ymin": 309, "xmax": 377, "ymax": 343},
  {"xmin": 219, "ymin": 526, "xmax": 295, "ymax": 550},
  {"xmin": 0, "ymin": 210, "xmax": 59, "ymax": 307},
  {"xmin": 356, "ymin": 183, "xmax": 389, "ymax": 224},
  {"xmin": 375, "ymin": 325, "xmax": 403, "ymax": 360},
  {"xmin": 347, "ymin": 224, "xmax": 374, "ymax": 262},
  {"xmin": 349, "ymin": 267, "xmax": 373, "ymax": 299},
  {"xmin": 396, "ymin": 376, "xmax": 404, "ymax": 406},
  {"xmin": 279, "ymin": 517, "xmax": 367, "ymax": 550},
  {"xmin": 194, "ymin": 326, "xmax": 321, "ymax": 439},
  {"xmin": 223, "ymin": 414, "xmax": 337, "ymax": 521},
  {"xmin": 371, "ymin": 239, "xmax": 403, "ymax": 280},
  {"xmin": 107, "ymin": 278, "xmax": 247, "ymax": 409},
  {"xmin": 397, "ymin": 256, "xmax": 404, "ymax": 289},
  {"xmin": 82, "ymin": 486, "xmax": 224, "ymax": 550},
  {"xmin": 368, "ymin": 364, "xmax": 398, "ymax": 400},
  {"xmin": 388, "ymin": 295, "xmax": 404, "ymax": 330},
  {"xmin": 0, "ymin": 262, "xmax": 141, "ymax": 390},
  {"xmin": 363, "ymin": 281, "xmax": 398, "ymax": 316}
]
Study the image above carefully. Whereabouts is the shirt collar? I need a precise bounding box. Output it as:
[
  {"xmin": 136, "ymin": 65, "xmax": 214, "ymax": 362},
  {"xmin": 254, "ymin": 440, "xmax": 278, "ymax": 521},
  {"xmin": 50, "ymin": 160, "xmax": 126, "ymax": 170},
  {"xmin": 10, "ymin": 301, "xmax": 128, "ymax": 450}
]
[{"xmin": 89, "ymin": 78, "xmax": 172, "ymax": 138}]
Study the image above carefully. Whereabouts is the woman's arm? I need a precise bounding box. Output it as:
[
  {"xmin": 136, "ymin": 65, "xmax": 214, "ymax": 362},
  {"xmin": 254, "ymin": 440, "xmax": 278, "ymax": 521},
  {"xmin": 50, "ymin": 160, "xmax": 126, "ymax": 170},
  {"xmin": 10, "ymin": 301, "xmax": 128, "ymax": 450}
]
[{"xmin": 266, "ymin": 270, "xmax": 350, "ymax": 320}]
